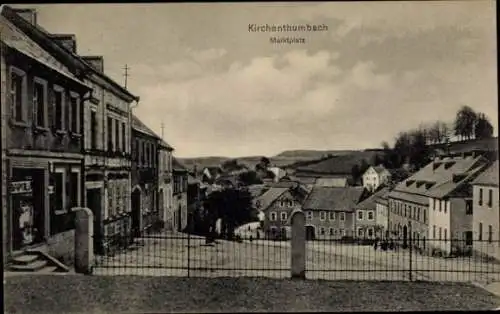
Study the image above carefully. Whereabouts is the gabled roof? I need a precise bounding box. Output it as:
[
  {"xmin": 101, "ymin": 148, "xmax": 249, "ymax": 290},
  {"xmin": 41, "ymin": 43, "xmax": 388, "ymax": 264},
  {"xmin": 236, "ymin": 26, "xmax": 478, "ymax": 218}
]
[
  {"xmin": 295, "ymin": 151, "xmax": 380, "ymax": 175},
  {"xmin": 389, "ymin": 154, "xmax": 489, "ymax": 202},
  {"xmin": 130, "ymin": 115, "xmax": 174, "ymax": 150},
  {"xmin": 369, "ymin": 165, "xmax": 390, "ymax": 175},
  {"xmin": 472, "ymin": 160, "xmax": 499, "ymax": 187},
  {"xmin": 255, "ymin": 187, "xmax": 289, "ymax": 211},
  {"xmin": 357, "ymin": 187, "xmax": 390, "ymax": 210},
  {"xmin": 172, "ymin": 158, "xmax": 188, "ymax": 172},
  {"xmin": 303, "ymin": 186, "xmax": 365, "ymax": 211}
]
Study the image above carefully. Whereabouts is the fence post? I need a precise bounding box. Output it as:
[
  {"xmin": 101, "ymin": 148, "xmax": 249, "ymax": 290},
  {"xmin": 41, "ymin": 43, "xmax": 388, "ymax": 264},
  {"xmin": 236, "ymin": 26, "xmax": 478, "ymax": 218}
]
[
  {"xmin": 290, "ymin": 209, "xmax": 306, "ymax": 279},
  {"xmin": 187, "ymin": 214, "xmax": 191, "ymax": 278},
  {"xmin": 409, "ymin": 221, "xmax": 413, "ymax": 281},
  {"xmin": 73, "ymin": 207, "xmax": 94, "ymax": 275}
]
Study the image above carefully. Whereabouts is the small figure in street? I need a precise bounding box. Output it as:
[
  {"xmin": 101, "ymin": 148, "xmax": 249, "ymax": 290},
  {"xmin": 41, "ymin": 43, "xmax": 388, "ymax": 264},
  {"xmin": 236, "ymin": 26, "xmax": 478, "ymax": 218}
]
[{"xmin": 373, "ymin": 237, "xmax": 379, "ymax": 250}]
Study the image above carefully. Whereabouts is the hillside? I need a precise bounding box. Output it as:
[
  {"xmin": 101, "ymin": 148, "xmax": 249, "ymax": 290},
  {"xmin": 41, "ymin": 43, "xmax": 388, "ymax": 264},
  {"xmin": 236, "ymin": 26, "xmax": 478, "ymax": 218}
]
[{"xmin": 274, "ymin": 149, "xmax": 358, "ymax": 159}]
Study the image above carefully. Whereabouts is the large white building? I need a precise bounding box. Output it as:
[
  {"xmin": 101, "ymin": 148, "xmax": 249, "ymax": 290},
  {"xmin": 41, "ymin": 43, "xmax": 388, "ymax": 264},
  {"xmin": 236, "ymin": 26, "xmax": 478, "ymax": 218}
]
[
  {"xmin": 362, "ymin": 165, "xmax": 391, "ymax": 192},
  {"xmin": 471, "ymin": 160, "xmax": 499, "ymax": 261}
]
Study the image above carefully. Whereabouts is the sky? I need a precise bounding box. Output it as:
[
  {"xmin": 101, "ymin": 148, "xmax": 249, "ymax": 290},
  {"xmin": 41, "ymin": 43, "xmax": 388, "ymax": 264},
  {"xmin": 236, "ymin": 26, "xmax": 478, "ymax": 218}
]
[{"xmin": 13, "ymin": 2, "xmax": 498, "ymax": 158}]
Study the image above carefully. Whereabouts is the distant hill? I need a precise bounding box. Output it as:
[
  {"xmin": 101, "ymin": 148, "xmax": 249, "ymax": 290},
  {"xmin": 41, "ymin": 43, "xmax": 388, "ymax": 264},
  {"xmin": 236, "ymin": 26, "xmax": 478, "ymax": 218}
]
[
  {"xmin": 274, "ymin": 149, "xmax": 358, "ymax": 159},
  {"xmin": 429, "ymin": 137, "xmax": 498, "ymax": 154}
]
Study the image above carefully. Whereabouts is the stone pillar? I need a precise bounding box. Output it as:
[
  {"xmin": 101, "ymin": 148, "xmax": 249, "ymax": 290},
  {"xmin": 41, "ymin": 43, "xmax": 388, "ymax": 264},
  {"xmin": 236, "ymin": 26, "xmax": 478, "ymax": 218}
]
[
  {"xmin": 290, "ymin": 209, "xmax": 306, "ymax": 279},
  {"xmin": 73, "ymin": 207, "xmax": 94, "ymax": 274}
]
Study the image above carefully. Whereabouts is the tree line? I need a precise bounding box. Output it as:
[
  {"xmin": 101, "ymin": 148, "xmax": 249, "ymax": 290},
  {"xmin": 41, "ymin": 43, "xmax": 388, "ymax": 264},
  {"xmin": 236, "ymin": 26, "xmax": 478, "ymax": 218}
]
[{"xmin": 379, "ymin": 105, "xmax": 494, "ymax": 172}]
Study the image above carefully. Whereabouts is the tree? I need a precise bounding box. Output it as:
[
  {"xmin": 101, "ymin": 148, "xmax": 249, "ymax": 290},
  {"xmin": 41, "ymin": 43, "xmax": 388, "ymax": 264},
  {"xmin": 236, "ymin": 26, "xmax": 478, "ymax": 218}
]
[
  {"xmin": 474, "ymin": 113, "xmax": 494, "ymax": 139},
  {"xmin": 454, "ymin": 106, "xmax": 477, "ymax": 140},
  {"xmin": 409, "ymin": 129, "xmax": 431, "ymax": 170},
  {"xmin": 238, "ymin": 170, "xmax": 263, "ymax": 186},
  {"xmin": 428, "ymin": 121, "xmax": 441, "ymax": 144},
  {"xmin": 256, "ymin": 156, "xmax": 271, "ymax": 171},
  {"xmin": 203, "ymin": 187, "xmax": 254, "ymax": 240},
  {"xmin": 351, "ymin": 164, "xmax": 361, "ymax": 185}
]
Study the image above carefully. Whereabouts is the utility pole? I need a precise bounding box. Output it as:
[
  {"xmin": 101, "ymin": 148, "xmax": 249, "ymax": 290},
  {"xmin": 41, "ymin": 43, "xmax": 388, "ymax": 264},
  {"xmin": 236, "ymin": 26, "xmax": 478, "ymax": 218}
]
[
  {"xmin": 161, "ymin": 122, "xmax": 165, "ymax": 140},
  {"xmin": 123, "ymin": 64, "xmax": 130, "ymax": 89}
]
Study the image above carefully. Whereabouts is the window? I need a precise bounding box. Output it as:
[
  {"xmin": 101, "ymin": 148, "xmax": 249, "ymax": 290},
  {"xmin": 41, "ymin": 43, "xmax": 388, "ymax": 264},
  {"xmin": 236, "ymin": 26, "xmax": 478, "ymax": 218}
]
[
  {"xmin": 65, "ymin": 92, "xmax": 71, "ymax": 132},
  {"xmin": 115, "ymin": 120, "xmax": 120, "ymax": 152},
  {"xmin": 466, "ymin": 200, "xmax": 473, "ymax": 215},
  {"xmin": 90, "ymin": 110, "xmax": 97, "ymax": 149},
  {"xmin": 417, "ymin": 208, "xmax": 421, "ymax": 221},
  {"xmin": 433, "ymin": 199, "xmax": 437, "ymax": 211},
  {"xmin": 52, "ymin": 171, "xmax": 65, "ymax": 215},
  {"xmin": 70, "ymin": 95, "xmax": 79, "ymax": 133},
  {"xmin": 488, "ymin": 225, "xmax": 493, "ymax": 243},
  {"xmin": 357, "ymin": 210, "xmax": 363, "ymax": 220},
  {"xmin": 488, "ymin": 190, "xmax": 493, "ymax": 208},
  {"xmin": 69, "ymin": 171, "xmax": 80, "ymax": 209},
  {"xmin": 107, "ymin": 117, "xmax": 113, "ymax": 151},
  {"xmin": 320, "ymin": 227, "xmax": 325, "ymax": 235},
  {"xmin": 329, "ymin": 228, "xmax": 334, "ymax": 236},
  {"xmin": 433, "ymin": 225, "xmax": 436, "ymax": 239},
  {"xmin": 306, "ymin": 211, "xmax": 313, "ymax": 220},
  {"xmin": 367, "ymin": 211, "xmax": 374, "ymax": 221},
  {"xmin": 465, "ymin": 231, "xmax": 473, "ymax": 246},
  {"xmin": 115, "ymin": 183, "xmax": 120, "ymax": 214},
  {"xmin": 367, "ymin": 228, "xmax": 374, "ymax": 238},
  {"xmin": 329, "ymin": 212, "xmax": 335, "ymax": 220},
  {"xmin": 107, "ymin": 183, "xmax": 113, "ymax": 218},
  {"xmin": 270, "ymin": 212, "xmax": 277, "ymax": 221},
  {"xmin": 479, "ymin": 188, "xmax": 483, "ymax": 206},
  {"xmin": 340, "ymin": 212, "xmax": 345, "ymax": 221},
  {"xmin": 279, "ymin": 201, "xmax": 284, "ymax": 207},
  {"xmin": 438, "ymin": 227, "xmax": 442, "ymax": 240},
  {"xmin": 320, "ymin": 211, "xmax": 326, "ymax": 221},
  {"xmin": 10, "ymin": 67, "xmax": 26, "ymax": 122},
  {"xmin": 358, "ymin": 228, "xmax": 364, "ymax": 237},
  {"xmin": 122, "ymin": 122, "xmax": 126, "ymax": 153},
  {"xmin": 280, "ymin": 212, "xmax": 287, "ymax": 221},
  {"xmin": 423, "ymin": 209, "xmax": 427, "ymax": 223},
  {"xmin": 444, "ymin": 228, "xmax": 447, "ymax": 241},
  {"xmin": 479, "ymin": 223, "xmax": 483, "ymax": 241},
  {"xmin": 33, "ymin": 78, "xmax": 47, "ymax": 127},
  {"xmin": 53, "ymin": 87, "xmax": 64, "ymax": 130}
]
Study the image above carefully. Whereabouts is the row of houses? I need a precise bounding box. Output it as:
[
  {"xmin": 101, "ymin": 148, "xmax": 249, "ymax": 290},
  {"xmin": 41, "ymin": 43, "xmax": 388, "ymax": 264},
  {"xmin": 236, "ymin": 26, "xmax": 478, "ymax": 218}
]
[
  {"xmin": 1, "ymin": 7, "xmax": 188, "ymax": 268},
  {"xmin": 255, "ymin": 151, "xmax": 499, "ymax": 260}
]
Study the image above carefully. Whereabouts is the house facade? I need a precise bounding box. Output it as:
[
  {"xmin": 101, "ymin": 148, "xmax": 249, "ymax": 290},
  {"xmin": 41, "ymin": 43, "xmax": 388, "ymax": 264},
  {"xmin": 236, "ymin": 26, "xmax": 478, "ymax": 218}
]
[
  {"xmin": 374, "ymin": 187, "xmax": 390, "ymax": 238},
  {"xmin": 354, "ymin": 189, "xmax": 386, "ymax": 239},
  {"xmin": 388, "ymin": 153, "xmax": 488, "ymax": 255},
  {"xmin": 157, "ymin": 138, "xmax": 174, "ymax": 230},
  {"xmin": 362, "ymin": 165, "xmax": 391, "ymax": 192},
  {"xmin": 131, "ymin": 115, "xmax": 160, "ymax": 236},
  {"xmin": 256, "ymin": 185, "xmax": 309, "ymax": 240},
  {"xmin": 79, "ymin": 54, "xmax": 138, "ymax": 254},
  {"xmin": 301, "ymin": 186, "xmax": 366, "ymax": 240},
  {"xmin": 1, "ymin": 7, "xmax": 92, "ymax": 265},
  {"xmin": 471, "ymin": 160, "xmax": 499, "ymax": 260},
  {"xmin": 172, "ymin": 158, "xmax": 188, "ymax": 231}
]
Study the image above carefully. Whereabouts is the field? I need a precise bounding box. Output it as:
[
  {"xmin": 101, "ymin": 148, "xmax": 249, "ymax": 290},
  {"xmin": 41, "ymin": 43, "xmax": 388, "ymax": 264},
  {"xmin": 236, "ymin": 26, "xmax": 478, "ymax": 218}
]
[{"xmin": 93, "ymin": 232, "xmax": 500, "ymax": 284}]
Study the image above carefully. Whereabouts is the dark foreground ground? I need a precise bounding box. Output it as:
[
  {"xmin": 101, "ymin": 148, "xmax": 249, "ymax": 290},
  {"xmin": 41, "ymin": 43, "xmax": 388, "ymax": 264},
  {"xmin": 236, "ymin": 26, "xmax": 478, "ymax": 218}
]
[{"xmin": 4, "ymin": 275, "xmax": 500, "ymax": 313}]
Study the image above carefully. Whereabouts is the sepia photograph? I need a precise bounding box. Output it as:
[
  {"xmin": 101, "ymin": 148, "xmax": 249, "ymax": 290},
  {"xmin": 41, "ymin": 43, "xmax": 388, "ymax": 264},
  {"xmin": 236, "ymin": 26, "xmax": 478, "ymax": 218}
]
[{"xmin": 1, "ymin": 1, "xmax": 499, "ymax": 312}]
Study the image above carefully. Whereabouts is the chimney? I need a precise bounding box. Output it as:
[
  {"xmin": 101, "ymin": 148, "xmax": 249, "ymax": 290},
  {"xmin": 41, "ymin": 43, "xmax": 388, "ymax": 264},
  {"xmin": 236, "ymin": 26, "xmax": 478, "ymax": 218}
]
[
  {"xmin": 82, "ymin": 56, "xmax": 104, "ymax": 73},
  {"xmin": 13, "ymin": 8, "xmax": 37, "ymax": 25},
  {"xmin": 49, "ymin": 34, "xmax": 77, "ymax": 53}
]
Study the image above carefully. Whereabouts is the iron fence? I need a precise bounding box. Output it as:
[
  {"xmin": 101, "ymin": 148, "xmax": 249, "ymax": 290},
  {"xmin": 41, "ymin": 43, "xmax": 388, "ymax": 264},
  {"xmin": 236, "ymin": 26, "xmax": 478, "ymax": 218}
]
[{"xmin": 92, "ymin": 227, "xmax": 500, "ymax": 283}]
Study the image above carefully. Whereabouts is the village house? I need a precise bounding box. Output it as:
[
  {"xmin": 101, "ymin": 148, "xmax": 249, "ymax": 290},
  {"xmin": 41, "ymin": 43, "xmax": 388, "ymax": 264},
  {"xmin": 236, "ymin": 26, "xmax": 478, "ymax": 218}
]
[
  {"xmin": 171, "ymin": 158, "xmax": 188, "ymax": 231},
  {"xmin": 471, "ymin": 160, "xmax": 499, "ymax": 261},
  {"xmin": 301, "ymin": 186, "xmax": 366, "ymax": 240},
  {"xmin": 374, "ymin": 187, "xmax": 391, "ymax": 238},
  {"xmin": 131, "ymin": 115, "xmax": 161, "ymax": 236},
  {"xmin": 1, "ymin": 7, "xmax": 93, "ymax": 268},
  {"xmin": 78, "ymin": 53, "xmax": 138, "ymax": 255},
  {"xmin": 157, "ymin": 137, "xmax": 174, "ymax": 231},
  {"xmin": 354, "ymin": 189, "xmax": 386, "ymax": 239},
  {"xmin": 388, "ymin": 152, "xmax": 489, "ymax": 255},
  {"xmin": 362, "ymin": 165, "xmax": 391, "ymax": 192},
  {"xmin": 255, "ymin": 182, "xmax": 309, "ymax": 240}
]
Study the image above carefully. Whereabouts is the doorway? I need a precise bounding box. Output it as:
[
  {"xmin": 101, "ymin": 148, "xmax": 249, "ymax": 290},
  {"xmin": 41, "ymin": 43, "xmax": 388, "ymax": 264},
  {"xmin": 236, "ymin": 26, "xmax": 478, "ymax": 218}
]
[
  {"xmin": 403, "ymin": 225, "xmax": 408, "ymax": 248},
  {"xmin": 131, "ymin": 188, "xmax": 141, "ymax": 237},
  {"xmin": 87, "ymin": 188, "xmax": 102, "ymax": 254},
  {"xmin": 11, "ymin": 168, "xmax": 45, "ymax": 251},
  {"xmin": 306, "ymin": 225, "xmax": 316, "ymax": 241}
]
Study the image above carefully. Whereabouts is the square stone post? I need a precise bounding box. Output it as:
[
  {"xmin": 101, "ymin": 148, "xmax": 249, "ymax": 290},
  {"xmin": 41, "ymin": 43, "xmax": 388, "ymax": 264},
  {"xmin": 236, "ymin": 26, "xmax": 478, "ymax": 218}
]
[
  {"xmin": 73, "ymin": 207, "xmax": 94, "ymax": 274},
  {"xmin": 290, "ymin": 209, "xmax": 306, "ymax": 279}
]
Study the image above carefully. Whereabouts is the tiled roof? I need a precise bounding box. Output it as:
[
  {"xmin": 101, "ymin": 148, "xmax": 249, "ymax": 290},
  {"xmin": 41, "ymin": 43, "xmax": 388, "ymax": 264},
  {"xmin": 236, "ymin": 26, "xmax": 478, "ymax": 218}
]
[
  {"xmin": 389, "ymin": 154, "xmax": 488, "ymax": 202},
  {"xmin": 131, "ymin": 115, "xmax": 174, "ymax": 149},
  {"xmin": 255, "ymin": 187, "xmax": 289, "ymax": 211},
  {"xmin": 302, "ymin": 186, "xmax": 365, "ymax": 212},
  {"xmin": 472, "ymin": 160, "xmax": 499, "ymax": 187},
  {"xmin": 172, "ymin": 157, "xmax": 188, "ymax": 172},
  {"xmin": 288, "ymin": 176, "xmax": 317, "ymax": 185},
  {"xmin": 372, "ymin": 165, "xmax": 389, "ymax": 175},
  {"xmin": 374, "ymin": 187, "xmax": 391, "ymax": 205},
  {"xmin": 247, "ymin": 184, "xmax": 268, "ymax": 198}
]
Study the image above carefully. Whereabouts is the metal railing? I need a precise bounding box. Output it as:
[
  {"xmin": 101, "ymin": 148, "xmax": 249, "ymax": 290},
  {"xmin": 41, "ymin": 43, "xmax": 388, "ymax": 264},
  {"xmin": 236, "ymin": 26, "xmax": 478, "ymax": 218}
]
[{"xmin": 92, "ymin": 225, "xmax": 500, "ymax": 283}]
